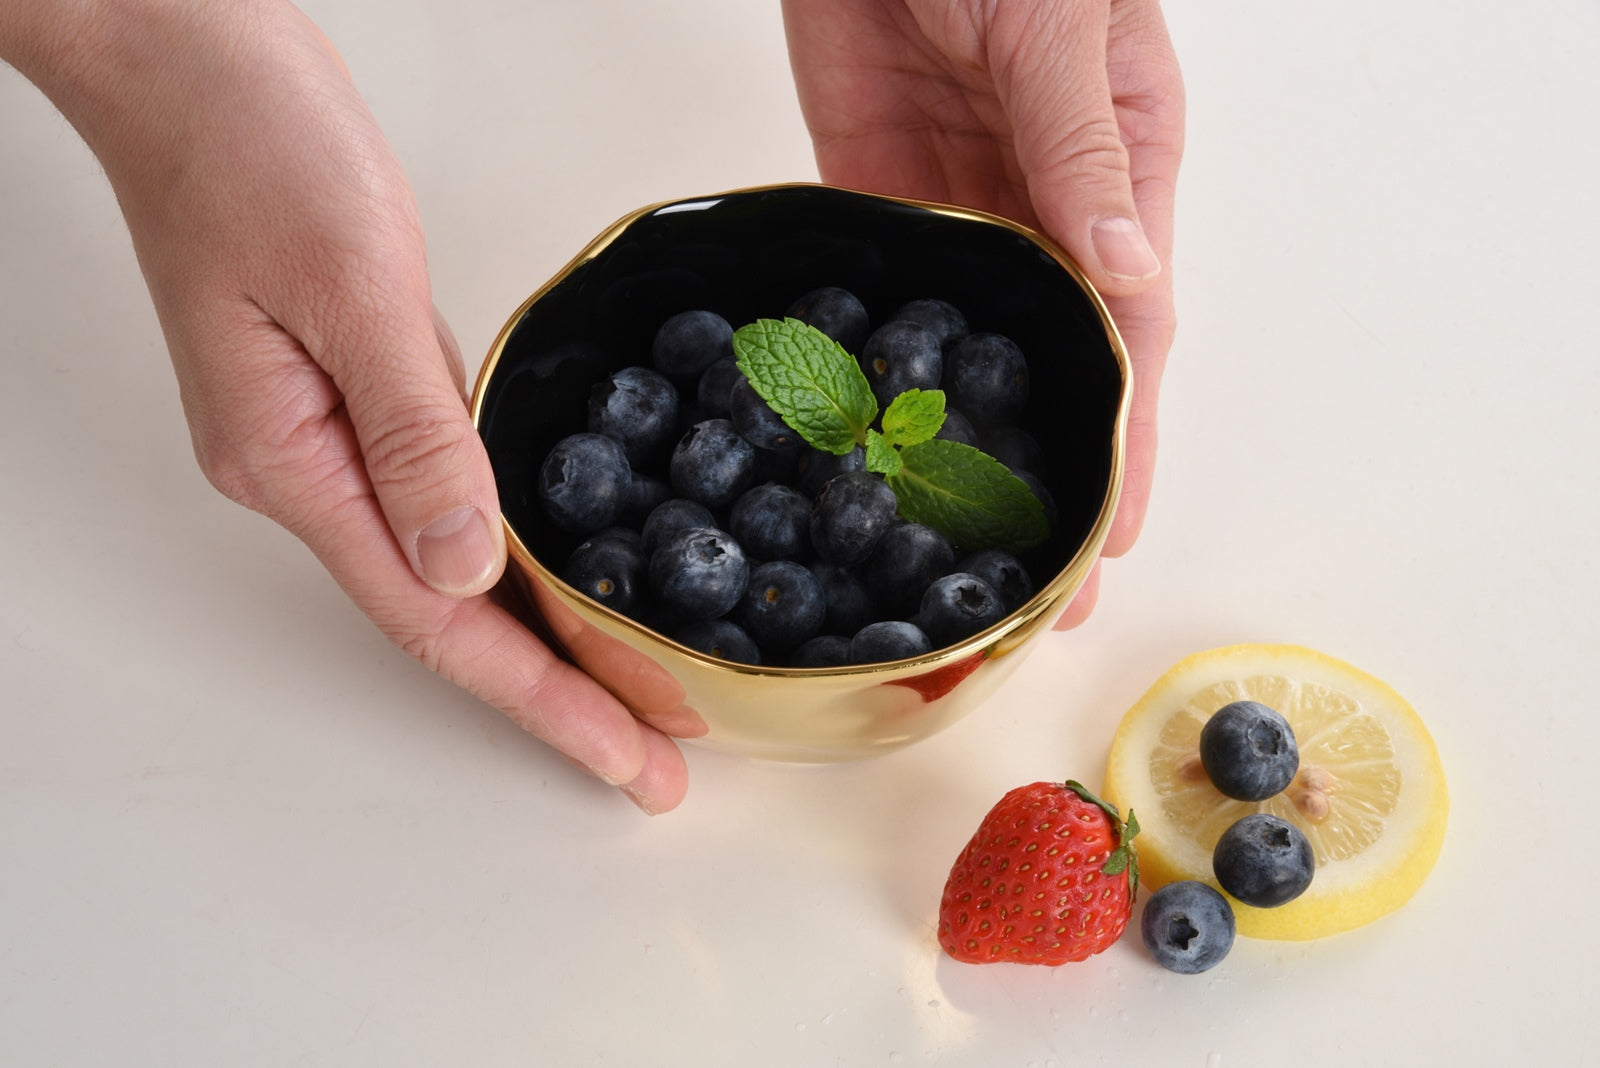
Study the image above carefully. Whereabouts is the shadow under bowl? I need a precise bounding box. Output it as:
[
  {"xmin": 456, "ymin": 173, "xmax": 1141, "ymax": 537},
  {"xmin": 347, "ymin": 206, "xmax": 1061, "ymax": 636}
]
[{"xmin": 471, "ymin": 183, "xmax": 1129, "ymax": 762}]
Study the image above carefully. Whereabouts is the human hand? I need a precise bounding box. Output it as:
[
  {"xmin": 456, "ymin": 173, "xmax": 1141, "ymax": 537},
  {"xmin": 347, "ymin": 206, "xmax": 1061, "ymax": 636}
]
[
  {"xmin": 4, "ymin": 0, "xmax": 692, "ymax": 812},
  {"xmin": 781, "ymin": 0, "xmax": 1185, "ymax": 626}
]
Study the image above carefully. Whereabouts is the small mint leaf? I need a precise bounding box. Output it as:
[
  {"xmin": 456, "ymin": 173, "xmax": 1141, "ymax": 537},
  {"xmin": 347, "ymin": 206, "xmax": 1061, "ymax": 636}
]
[
  {"xmin": 732, "ymin": 318, "xmax": 877, "ymax": 455},
  {"xmin": 880, "ymin": 388, "xmax": 946, "ymax": 450},
  {"xmin": 864, "ymin": 429, "xmax": 901, "ymax": 478},
  {"xmin": 886, "ymin": 438, "xmax": 1049, "ymax": 552}
]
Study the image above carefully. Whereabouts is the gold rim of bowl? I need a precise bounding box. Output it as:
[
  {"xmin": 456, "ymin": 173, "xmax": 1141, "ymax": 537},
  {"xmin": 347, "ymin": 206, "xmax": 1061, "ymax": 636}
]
[{"xmin": 469, "ymin": 181, "xmax": 1131, "ymax": 685}]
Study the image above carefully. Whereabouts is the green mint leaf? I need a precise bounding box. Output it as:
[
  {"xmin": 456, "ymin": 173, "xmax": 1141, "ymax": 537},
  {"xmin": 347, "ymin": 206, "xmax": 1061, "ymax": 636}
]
[
  {"xmin": 886, "ymin": 438, "xmax": 1050, "ymax": 552},
  {"xmin": 731, "ymin": 318, "xmax": 877, "ymax": 455},
  {"xmin": 880, "ymin": 388, "xmax": 946, "ymax": 449},
  {"xmin": 864, "ymin": 429, "xmax": 901, "ymax": 478}
]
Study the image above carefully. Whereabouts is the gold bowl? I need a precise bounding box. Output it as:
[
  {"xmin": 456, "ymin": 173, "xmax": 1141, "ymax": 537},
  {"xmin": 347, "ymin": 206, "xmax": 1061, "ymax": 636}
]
[{"xmin": 470, "ymin": 184, "xmax": 1129, "ymax": 762}]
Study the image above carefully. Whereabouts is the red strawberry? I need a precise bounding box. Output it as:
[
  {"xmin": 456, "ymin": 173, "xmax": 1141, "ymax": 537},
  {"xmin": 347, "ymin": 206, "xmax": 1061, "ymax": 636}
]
[{"xmin": 938, "ymin": 780, "xmax": 1139, "ymax": 965}]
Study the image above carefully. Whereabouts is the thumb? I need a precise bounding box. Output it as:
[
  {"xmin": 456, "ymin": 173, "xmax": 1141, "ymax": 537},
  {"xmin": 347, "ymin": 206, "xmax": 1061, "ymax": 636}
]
[
  {"xmin": 987, "ymin": 3, "xmax": 1162, "ymax": 297},
  {"xmin": 326, "ymin": 303, "xmax": 507, "ymax": 598}
]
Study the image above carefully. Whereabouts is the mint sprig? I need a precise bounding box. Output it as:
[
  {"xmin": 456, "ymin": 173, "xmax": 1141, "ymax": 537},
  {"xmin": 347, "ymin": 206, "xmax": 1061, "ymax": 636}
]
[{"xmin": 730, "ymin": 318, "xmax": 1050, "ymax": 553}]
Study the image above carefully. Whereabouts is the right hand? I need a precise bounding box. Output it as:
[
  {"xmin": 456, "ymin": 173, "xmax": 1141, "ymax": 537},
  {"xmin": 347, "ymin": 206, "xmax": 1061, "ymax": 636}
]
[{"xmin": 781, "ymin": 0, "xmax": 1186, "ymax": 629}]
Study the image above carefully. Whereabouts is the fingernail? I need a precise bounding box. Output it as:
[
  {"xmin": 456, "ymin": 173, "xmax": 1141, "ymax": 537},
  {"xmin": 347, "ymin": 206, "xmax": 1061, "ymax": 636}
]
[
  {"xmin": 1091, "ymin": 216, "xmax": 1161, "ymax": 282},
  {"xmin": 621, "ymin": 784, "xmax": 659, "ymax": 816},
  {"xmin": 416, "ymin": 506, "xmax": 497, "ymax": 595}
]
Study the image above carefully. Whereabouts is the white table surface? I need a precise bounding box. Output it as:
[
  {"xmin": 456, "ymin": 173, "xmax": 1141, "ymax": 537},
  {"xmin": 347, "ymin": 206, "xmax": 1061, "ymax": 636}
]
[{"xmin": 4, "ymin": 2, "xmax": 1597, "ymax": 1064}]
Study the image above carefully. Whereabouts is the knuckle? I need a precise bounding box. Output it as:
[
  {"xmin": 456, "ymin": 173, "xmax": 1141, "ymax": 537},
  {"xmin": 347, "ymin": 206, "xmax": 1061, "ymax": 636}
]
[
  {"xmin": 191, "ymin": 411, "xmax": 296, "ymax": 514},
  {"xmin": 360, "ymin": 405, "xmax": 476, "ymax": 495},
  {"xmin": 1033, "ymin": 116, "xmax": 1132, "ymax": 183},
  {"xmin": 374, "ymin": 589, "xmax": 462, "ymax": 676},
  {"xmin": 1120, "ymin": 294, "xmax": 1178, "ymax": 353},
  {"xmin": 190, "ymin": 395, "xmax": 348, "ymax": 525},
  {"xmin": 190, "ymin": 416, "xmax": 265, "ymax": 509},
  {"xmin": 396, "ymin": 620, "xmax": 448, "ymax": 675},
  {"xmin": 197, "ymin": 449, "xmax": 271, "ymax": 514}
]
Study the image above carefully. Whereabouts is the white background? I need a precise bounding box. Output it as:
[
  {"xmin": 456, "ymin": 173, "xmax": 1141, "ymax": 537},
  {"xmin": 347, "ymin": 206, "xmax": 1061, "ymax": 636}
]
[{"xmin": 3, "ymin": 1, "xmax": 1597, "ymax": 1064}]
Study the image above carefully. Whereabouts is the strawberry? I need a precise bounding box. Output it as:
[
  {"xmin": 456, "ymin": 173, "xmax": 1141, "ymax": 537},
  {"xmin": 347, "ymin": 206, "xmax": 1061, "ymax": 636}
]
[{"xmin": 938, "ymin": 780, "xmax": 1139, "ymax": 965}]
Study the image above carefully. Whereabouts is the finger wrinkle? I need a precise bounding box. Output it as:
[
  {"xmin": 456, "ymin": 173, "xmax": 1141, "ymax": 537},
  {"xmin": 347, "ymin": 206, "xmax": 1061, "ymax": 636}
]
[
  {"xmin": 356, "ymin": 404, "xmax": 479, "ymax": 497},
  {"xmin": 1020, "ymin": 114, "xmax": 1131, "ymax": 187}
]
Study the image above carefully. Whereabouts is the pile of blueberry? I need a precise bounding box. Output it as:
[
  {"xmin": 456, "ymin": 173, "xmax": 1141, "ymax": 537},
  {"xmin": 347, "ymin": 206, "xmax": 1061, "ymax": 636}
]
[
  {"xmin": 533, "ymin": 286, "xmax": 1050, "ymax": 667},
  {"xmin": 1142, "ymin": 699, "xmax": 1316, "ymax": 973}
]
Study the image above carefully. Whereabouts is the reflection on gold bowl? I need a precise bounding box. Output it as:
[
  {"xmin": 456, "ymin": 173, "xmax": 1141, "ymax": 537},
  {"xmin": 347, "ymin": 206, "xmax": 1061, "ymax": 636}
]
[{"xmin": 470, "ymin": 184, "xmax": 1129, "ymax": 763}]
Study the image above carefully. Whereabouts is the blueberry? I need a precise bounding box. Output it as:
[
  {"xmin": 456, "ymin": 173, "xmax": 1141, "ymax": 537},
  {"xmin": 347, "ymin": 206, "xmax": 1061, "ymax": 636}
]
[
  {"xmin": 1213, "ymin": 813, "xmax": 1315, "ymax": 908},
  {"xmin": 864, "ymin": 522, "xmax": 955, "ymax": 616},
  {"xmin": 587, "ymin": 365, "xmax": 679, "ymax": 467},
  {"xmin": 729, "ymin": 482, "xmax": 812, "ymax": 562},
  {"xmin": 946, "ymin": 332, "xmax": 1030, "ymax": 426},
  {"xmin": 669, "ymin": 418, "xmax": 758, "ymax": 509},
  {"xmin": 1140, "ymin": 881, "xmax": 1236, "ymax": 974},
  {"xmin": 917, "ymin": 572, "xmax": 1008, "ymax": 647},
  {"xmin": 789, "ymin": 634, "xmax": 853, "ymax": 668},
  {"xmin": 695, "ymin": 356, "xmax": 744, "ymax": 419},
  {"xmin": 586, "ymin": 525, "xmax": 643, "ymax": 551},
  {"xmin": 956, "ymin": 549, "xmax": 1035, "ymax": 613},
  {"xmin": 729, "ymin": 377, "xmax": 802, "ymax": 450},
  {"xmin": 737, "ymin": 560, "xmax": 826, "ymax": 652},
  {"xmin": 848, "ymin": 620, "xmax": 933, "ymax": 664},
  {"xmin": 648, "ymin": 525, "xmax": 749, "ymax": 620},
  {"xmin": 1013, "ymin": 469, "xmax": 1058, "ymax": 533},
  {"xmin": 1199, "ymin": 701, "xmax": 1300, "ymax": 802},
  {"xmin": 561, "ymin": 533, "xmax": 647, "ymax": 618},
  {"xmin": 621, "ymin": 472, "xmax": 673, "ymax": 527},
  {"xmin": 980, "ymin": 426, "xmax": 1046, "ymax": 477},
  {"xmin": 671, "ymin": 618, "xmax": 761, "ymax": 665},
  {"xmin": 640, "ymin": 498, "xmax": 716, "ymax": 558},
  {"xmin": 796, "ymin": 444, "xmax": 866, "ymax": 497},
  {"xmin": 933, "ymin": 406, "xmax": 981, "ymax": 447},
  {"xmin": 808, "ymin": 562, "xmax": 877, "ymax": 636},
  {"xmin": 810, "ymin": 471, "xmax": 897, "ymax": 566},
  {"xmin": 889, "ymin": 297, "xmax": 968, "ymax": 349},
  {"xmin": 652, "ymin": 310, "xmax": 733, "ymax": 380},
  {"xmin": 538, "ymin": 432, "xmax": 632, "ymax": 534},
  {"xmin": 786, "ymin": 286, "xmax": 869, "ymax": 353},
  {"xmin": 860, "ymin": 321, "xmax": 943, "ymax": 409}
]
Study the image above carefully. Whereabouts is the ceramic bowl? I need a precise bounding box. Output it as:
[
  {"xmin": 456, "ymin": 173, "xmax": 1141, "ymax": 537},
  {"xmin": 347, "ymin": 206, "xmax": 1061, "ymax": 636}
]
[{"xmin": 470, "ymin": 183, "xmax": 1129, "ymax": 762}]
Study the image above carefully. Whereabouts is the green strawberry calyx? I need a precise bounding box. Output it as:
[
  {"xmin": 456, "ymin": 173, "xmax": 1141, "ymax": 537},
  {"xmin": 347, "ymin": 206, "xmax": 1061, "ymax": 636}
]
[{"xmin": 1064, "ymin": 779, "xmax": 1141, "ymax": 901}]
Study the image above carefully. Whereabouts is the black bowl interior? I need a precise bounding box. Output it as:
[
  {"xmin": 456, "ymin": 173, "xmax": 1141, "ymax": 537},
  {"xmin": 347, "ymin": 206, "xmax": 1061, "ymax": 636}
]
[{"xmin": 477, "ymin": 185, "xmax": 1124, "ymax": 584}]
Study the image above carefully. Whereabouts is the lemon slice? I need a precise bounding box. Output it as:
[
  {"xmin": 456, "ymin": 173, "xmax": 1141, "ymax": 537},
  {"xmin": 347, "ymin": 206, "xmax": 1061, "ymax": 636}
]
[{"xmin": 1102, "ymin": 644, "xmax": 1448, "ymax": 940}]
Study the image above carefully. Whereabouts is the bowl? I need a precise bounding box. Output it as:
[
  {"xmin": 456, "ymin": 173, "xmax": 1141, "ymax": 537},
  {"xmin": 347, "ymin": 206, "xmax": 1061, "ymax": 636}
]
[{"xmin": 469, "ymin": 183, "xmax": 1129, "ymax": 762}]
